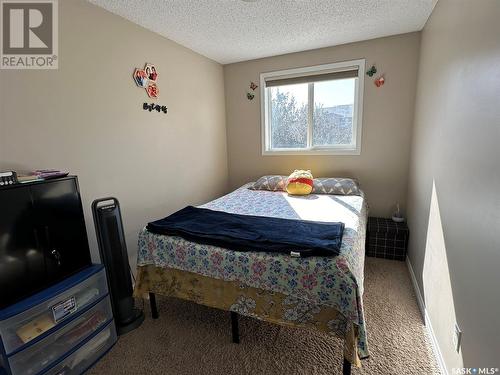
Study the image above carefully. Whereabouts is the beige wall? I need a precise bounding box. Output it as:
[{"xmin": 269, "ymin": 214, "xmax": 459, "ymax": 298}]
[
  {"xmin": 0, "ymin": 0, "xmax": 228, "ymax": 267},
  {"xmin": 407, "ymin": 0, "xmax": 500, "ymax": 371},
  {"xmin": 223, "ymin": 33, "xmax": 420, "ymax": 217}
]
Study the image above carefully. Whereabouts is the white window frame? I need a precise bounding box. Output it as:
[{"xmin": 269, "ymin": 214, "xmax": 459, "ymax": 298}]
[{"xmin": 260, "ymin": 59, "xmax": 365, "ymax": 156}]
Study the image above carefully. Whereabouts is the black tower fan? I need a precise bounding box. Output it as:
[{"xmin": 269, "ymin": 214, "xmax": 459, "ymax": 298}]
[{"xmin": 92, "ymin": 197, "xmax": 144, "ymax": 335}]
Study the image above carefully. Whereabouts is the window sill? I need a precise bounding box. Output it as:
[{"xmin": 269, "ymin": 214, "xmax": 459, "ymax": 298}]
[{"xmin": 262, "ymin": 148, "xmax": 361, "ymax": 156}]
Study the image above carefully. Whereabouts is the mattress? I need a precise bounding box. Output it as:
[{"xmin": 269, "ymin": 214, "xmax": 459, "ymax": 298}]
[{"xmin": 137, "ymin": 183, "xmax": 368, "ymax": 359}]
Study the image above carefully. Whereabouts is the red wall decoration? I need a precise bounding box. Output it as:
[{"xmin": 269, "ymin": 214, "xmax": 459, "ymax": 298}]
[{"xmin": 133, "ymin": 63, "xmax": 160, "ymax": 99}]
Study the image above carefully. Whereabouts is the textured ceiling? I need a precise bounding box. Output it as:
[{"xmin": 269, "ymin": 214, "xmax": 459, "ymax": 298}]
[{"xmin": 88, "ymin": 0, "xmax": 437, "ymax": 64}]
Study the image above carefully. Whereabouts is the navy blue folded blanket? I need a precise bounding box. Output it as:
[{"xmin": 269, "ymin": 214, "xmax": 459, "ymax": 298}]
[{"xmin": 146, "ymin": 206, "xmax": 345, "ymax": 257}]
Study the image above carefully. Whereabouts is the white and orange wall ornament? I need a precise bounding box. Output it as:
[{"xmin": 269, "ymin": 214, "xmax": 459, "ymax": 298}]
[{"xmin": 133, "ymin": 63, "xmax": 159, "ymax": 98}]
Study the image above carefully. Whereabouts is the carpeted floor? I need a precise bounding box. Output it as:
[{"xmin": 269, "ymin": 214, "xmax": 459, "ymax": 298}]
[{"xmin": 89, "ymin": 258, "xmax": 440, "ymax": 374}]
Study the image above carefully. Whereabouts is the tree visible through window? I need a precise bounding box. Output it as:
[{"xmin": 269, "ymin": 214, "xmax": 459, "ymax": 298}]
[
  {"xmin": 261, "ymin": 60, "xmax": 364, "ymax": 155},
  {"xmin": 270, "ymin": 84, "xmax": 308, "ymax": 149}
]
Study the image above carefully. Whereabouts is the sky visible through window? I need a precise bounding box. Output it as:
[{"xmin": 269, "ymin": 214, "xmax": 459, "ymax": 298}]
[
  {"xmin": 276, "ymin": 78, "xmax": 355, "ymax": 107},
  {"xmin": 315, "ymin": 79, "xmax": 355, "ymax": 107}
]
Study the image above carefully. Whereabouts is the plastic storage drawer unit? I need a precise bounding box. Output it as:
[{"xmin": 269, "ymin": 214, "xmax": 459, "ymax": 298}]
[
  {"xmin": 7, "ymin": 298, "xmax": 113, "ymax": 375},
  {"xmin": 44, "ymin": 321, "xmax": 117, "ymax": 375},
  {"xmin": 0, "ymin": 265, "xmax": 116, "ymax": 375},
  {"xmin": 0, "ymin": 267, "xmax": 108, "ymax": 355}
]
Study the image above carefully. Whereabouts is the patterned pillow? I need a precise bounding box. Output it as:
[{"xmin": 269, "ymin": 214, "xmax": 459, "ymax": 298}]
[
  {"xmin": 249, "ymin": 175, "xmax": 287, "ymax": 191},
  {"xmin": 312, "ymin": 178, "xmax": 361, "ymax": 195}
]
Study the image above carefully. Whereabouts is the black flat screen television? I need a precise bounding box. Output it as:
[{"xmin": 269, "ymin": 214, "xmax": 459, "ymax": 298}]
[{"xmin": 0, "ymin": 176, "xmax": 92, "ymax": 309}]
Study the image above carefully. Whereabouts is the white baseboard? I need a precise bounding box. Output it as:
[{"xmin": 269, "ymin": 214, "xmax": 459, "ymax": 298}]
[{"xmin": 406, "ymin": 257, "xmax": 449, "ymax": 375}]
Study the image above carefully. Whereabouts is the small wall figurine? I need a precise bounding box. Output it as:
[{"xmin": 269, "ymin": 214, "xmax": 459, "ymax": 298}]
[
  {"xmin": 374, "ymin": 76, "xmax": 385, "ymax": 87},
  {"xmin": 367, "ymin": 64, "xmax": 385, "ymax": 88},
  {"xmin": 366, "ymin": 65, "xmax": 377, "ymax": 77},
  {"xmin": 246, "ymin": 81, "xmax": 258, "ymax": 100}
]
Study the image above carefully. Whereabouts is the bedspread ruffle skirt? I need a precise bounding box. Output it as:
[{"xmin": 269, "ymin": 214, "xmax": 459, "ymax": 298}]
[{"xmin": 134, "ymin": 265, "xmax": 363, "ymax": 367}]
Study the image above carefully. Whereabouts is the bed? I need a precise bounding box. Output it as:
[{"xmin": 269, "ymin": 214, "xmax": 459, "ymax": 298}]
[{"xmin": 134, "ymin": 182, "xmax": 369, "ymax": 374}]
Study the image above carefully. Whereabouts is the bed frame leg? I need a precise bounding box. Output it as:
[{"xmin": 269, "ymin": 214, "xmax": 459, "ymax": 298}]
[
  {"xmin": 149, "ymin": 292, "xmax": 159, "ymax": 319},
  {"xmin": 342, "ymin": 358, "xmax": 351, "ymax": 375},
  {"xmin": 231, "ymin": 311, "xmax": 240, "ymax": 344}
]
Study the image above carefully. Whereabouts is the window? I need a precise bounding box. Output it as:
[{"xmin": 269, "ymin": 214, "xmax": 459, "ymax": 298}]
[{"xmin": 260, "ymin": 59, "xmax": 365, "ymax": 155}]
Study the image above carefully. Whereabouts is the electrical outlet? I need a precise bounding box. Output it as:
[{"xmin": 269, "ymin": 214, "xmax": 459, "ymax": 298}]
[{"xmin": 452, "ymin": 323, "xmax": 462, "ymax": 353}]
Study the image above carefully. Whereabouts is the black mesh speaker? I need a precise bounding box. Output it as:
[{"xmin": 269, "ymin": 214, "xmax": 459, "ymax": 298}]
[{"xmin": 92, "ymin": 197, "xmax": 144, "ymax": 335}]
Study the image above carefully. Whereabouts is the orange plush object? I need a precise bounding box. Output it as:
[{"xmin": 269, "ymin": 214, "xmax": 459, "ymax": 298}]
[{"xmin": 286, "ymin": 170, "xmax": 313, "ymax": 195}]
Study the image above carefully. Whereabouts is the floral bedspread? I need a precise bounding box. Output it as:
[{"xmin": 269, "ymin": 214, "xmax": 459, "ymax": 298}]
[{"xmin": 137, "ymin": 184, "xmax": 369, "ymax": 359}]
